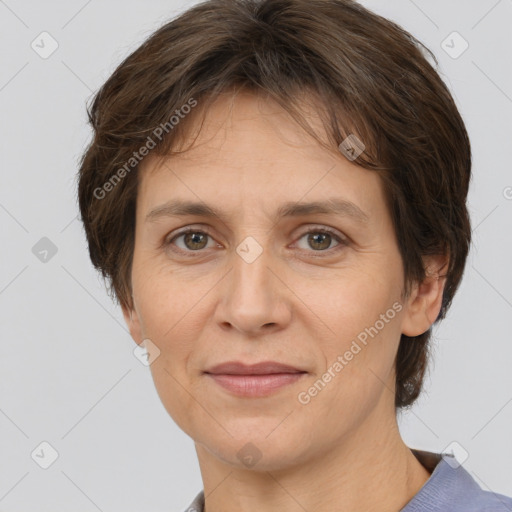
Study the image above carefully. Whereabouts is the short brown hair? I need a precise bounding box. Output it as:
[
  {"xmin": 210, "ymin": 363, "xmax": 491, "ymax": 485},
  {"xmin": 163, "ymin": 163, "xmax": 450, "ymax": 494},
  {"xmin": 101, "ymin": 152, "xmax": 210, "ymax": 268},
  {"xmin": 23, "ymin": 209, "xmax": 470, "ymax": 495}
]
[{"xmin": 77, "ymin": 0, "xmax": 472, "ymax": 410}]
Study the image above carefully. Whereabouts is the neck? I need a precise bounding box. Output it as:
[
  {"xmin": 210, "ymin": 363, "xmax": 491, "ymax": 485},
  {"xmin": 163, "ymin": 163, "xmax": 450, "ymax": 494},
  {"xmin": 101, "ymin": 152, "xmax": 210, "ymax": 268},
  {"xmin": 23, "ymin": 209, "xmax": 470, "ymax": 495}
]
[{"xmin": 195, "ymin": 400, "xmax": 431, "ymax": 512}]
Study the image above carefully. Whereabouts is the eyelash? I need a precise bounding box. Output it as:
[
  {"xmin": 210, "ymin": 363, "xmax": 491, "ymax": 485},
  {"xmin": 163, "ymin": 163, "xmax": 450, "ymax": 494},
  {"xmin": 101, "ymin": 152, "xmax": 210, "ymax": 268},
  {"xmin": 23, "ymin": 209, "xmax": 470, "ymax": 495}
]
[{"xmin": 163, "ymin": 225, "xmax": 348, "ymax": 258}]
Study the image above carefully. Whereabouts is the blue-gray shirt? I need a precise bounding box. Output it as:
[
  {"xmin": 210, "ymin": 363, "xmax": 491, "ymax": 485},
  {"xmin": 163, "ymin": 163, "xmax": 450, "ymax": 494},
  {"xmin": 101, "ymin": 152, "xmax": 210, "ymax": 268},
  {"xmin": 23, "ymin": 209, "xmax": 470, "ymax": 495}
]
[{"xmin": 181, "ymin": 449, "xmax": 512, "ymax": 511}]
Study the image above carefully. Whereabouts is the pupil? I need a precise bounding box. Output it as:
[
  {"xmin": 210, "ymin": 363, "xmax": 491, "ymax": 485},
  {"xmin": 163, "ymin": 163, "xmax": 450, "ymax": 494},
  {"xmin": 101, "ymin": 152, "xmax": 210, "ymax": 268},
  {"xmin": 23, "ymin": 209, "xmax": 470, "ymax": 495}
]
[
  {"xmin": 310, "ymin": 233, "xmax": 330, "ymax": 250},
  {"xmin": 186, "ymin": 232, "xmax": 206, "ymax": 249}
]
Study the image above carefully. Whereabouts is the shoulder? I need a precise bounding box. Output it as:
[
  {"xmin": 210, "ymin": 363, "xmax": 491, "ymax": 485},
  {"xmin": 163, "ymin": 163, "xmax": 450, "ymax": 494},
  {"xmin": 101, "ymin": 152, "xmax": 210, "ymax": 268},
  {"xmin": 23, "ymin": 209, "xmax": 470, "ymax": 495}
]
[
  {"xmin": 470, "ymin": 491, "xmax": 512, "ymax": 511},
  {"xmin": 457, "ymin": 484, "xmax": 512, "ymax": 512},
  {"xmin": 403, "ymin": 450, "xmax": 512, "ymax": 512},
  {"xmin": 459, "ymin": 474, "xmax": 512, "ymax": 512}
]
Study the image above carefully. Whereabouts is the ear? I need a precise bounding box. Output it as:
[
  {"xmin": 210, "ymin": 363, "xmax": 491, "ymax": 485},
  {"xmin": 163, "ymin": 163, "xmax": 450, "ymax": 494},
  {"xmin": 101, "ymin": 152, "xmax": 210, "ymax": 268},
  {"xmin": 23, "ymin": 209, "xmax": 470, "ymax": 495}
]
[
  {"xmin": 401, "ymin": 254, "xmax": 448, "ymax": 337},
  {"xmin": 121, "ymin": 301, "xmax": 144, "ymax": 345}
]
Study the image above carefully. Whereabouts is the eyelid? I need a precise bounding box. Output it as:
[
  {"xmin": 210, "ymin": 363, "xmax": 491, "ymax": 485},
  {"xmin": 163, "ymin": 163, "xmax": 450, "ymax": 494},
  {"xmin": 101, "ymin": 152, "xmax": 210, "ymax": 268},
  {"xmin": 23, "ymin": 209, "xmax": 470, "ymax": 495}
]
[{"xmin": 294, "ymin": 224, "xmax": 348, "ymax": 243}]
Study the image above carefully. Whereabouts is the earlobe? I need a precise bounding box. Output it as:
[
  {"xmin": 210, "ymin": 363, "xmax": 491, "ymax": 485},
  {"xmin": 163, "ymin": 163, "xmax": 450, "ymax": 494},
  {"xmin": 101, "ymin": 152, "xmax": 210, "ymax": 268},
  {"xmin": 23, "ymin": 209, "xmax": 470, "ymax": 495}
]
[
  {"xmin": 121, "ymin": 302, "xmax": 144, "ymax": 345},
  {"xmin": 401, "ymin": 255, "xmax": 448, "ymax": 337}
]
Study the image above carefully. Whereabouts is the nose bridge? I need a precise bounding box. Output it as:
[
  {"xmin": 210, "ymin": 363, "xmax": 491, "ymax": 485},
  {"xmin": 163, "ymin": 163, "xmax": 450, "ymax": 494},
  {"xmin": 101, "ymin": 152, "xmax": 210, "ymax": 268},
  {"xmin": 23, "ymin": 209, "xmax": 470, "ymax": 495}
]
[
  {"xmin": 232, "ymin": 233, "xmax": 275, "ymax": 307},
  {"xmin": 217, "ymin": 233, "xmax": 288, "ymax": 333}
]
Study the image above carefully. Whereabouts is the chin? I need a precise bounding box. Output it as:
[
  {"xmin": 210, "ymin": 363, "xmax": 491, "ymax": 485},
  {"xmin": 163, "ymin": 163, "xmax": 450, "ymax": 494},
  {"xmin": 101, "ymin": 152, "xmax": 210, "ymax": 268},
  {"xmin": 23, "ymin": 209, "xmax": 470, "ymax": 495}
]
[
  {"xmin": 227, "ymin": 444, "xmax": 303, "ymax": 472},
  {"xmin": 198, "ymin": 427, "xmax": 311, "ymax": 472}
]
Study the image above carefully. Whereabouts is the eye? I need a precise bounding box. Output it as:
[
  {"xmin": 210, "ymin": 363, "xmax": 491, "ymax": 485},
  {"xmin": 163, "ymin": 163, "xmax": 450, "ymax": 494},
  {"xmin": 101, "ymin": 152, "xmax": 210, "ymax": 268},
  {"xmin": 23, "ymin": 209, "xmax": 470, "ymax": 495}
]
[
  {"xmin": 166, "ymin": 227, "xmax": 216, "ymax": 253},
  {"xmin": 163, "ymin": 225, "xmax": 348, "ymax": 256},
  {"xmin": 294, "ymin": 227, "xmax": 346, "ymax": 254}
]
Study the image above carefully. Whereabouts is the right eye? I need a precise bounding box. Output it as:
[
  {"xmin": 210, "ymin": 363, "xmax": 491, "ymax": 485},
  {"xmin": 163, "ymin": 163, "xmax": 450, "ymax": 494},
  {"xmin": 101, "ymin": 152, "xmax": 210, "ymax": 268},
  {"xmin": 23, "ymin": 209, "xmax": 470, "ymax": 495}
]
[{"xmin": 165, "ymin": 227, "xmax": 218, "ymax": 254}]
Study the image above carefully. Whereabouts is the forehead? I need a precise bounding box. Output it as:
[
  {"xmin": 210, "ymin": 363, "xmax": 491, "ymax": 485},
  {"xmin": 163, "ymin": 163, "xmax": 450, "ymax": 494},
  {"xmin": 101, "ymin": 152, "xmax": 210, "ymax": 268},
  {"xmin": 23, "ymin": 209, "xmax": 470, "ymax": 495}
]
[
  {"xmin": 149, "ymin": 89, "xmax": 334, "ymax": 164},
  {"xmin": 137, "ymin": 91, "xmax": 387, "ymax": 225}
]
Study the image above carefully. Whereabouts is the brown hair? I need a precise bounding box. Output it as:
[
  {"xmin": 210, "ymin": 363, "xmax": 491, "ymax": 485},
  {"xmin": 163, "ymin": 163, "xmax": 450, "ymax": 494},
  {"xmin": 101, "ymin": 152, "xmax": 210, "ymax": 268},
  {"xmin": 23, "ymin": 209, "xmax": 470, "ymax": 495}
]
[{"xmin": 77, "ymin": 0, "xmax": 472, "ymax": 410}]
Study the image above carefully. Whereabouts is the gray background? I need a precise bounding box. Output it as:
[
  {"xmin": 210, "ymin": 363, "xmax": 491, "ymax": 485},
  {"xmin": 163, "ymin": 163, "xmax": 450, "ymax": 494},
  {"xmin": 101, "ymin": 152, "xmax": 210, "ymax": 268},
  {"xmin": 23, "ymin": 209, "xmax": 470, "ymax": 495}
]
[{"xmin": 0, "ymin": 0, "xmax": 511, "ymax": 511}]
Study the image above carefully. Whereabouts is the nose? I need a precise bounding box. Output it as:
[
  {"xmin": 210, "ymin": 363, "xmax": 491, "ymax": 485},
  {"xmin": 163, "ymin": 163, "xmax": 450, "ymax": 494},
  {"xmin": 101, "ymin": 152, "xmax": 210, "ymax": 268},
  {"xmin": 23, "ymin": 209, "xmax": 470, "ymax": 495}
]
[{"xmin": 213, "ymin": 237, "xmax": 292, "ymax": 336}]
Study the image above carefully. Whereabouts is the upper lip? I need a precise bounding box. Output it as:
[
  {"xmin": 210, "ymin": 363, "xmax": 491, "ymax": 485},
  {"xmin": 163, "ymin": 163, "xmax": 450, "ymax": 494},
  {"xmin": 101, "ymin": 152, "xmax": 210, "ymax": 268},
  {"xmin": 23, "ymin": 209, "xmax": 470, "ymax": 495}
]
[{"xmin": 204, "ymin": 361, "xmax": 306, "ymax": 375}]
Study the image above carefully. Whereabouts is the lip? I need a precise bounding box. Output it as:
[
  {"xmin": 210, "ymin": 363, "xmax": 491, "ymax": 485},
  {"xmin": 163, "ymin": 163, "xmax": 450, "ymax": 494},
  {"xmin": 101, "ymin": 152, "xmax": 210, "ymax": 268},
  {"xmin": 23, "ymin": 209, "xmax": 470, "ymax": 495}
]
[
  {"xmin": 204, "ymin": 361, "xmax": 308, "ymax": 398},
  {"xmin": 204, "ymin": 361, "xmax": 305, "ymax": 375}
]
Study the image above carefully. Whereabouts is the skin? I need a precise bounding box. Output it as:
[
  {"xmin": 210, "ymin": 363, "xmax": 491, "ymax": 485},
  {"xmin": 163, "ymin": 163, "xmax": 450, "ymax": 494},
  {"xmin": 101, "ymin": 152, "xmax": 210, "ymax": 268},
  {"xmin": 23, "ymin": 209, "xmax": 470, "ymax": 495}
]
[{"xmin": 122, "ymin": 89, "xmax": 447, "ymax": 512}]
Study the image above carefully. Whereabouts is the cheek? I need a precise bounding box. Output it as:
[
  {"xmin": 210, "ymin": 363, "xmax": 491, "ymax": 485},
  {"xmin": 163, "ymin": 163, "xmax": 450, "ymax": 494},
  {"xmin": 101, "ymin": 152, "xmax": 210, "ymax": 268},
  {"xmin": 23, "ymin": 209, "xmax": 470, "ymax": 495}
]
[
  {"xmin": 132, "ymin": 257, "xmax": 208, "ymax": 338},
  {"xmin": 136, "ymin": 278, "xmax": 206, "ymax": 432},
  {"xmin": 295, "ymin": 268, "xmax": 402, "ymax": 394},
  {"xmin": 293, "ymin": 263, "xmax": 399, "ymax": 338},
  {"xmin": 147, "ymin": 362, "xmax": 199, "ymax": 435}
]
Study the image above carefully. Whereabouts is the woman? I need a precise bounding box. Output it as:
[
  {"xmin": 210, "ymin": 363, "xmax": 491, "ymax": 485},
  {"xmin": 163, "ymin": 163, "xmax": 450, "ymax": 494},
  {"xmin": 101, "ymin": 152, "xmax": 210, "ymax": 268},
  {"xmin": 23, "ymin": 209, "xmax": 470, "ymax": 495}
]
[{"xmin": 77, "ymin": 0, "xmax": 512, "ymax": 510}]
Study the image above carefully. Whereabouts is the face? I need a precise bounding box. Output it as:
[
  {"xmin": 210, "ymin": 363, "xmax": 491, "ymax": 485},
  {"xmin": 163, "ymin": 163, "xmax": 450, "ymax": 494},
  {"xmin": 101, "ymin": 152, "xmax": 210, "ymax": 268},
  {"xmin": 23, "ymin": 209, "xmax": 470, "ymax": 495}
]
[{"xmin": 123, "ymin": 90, "xmax": 441, "ymax": 471}]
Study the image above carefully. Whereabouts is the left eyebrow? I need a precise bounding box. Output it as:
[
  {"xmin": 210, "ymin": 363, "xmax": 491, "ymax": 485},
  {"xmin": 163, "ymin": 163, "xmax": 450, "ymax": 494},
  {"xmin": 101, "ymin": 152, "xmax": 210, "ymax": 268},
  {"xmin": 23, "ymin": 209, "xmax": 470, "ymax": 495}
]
[{"xmin": 145, "ymin": 197, "xmax": 370, "ymax": 224}]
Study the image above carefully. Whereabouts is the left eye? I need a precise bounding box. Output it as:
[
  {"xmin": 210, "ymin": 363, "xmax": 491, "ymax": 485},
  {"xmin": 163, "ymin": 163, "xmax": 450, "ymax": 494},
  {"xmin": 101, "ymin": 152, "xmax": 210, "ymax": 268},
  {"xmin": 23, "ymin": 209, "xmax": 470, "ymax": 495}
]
[{"xmin": 295, "ymin": 229, "xmax": 344, "ymax": 252}]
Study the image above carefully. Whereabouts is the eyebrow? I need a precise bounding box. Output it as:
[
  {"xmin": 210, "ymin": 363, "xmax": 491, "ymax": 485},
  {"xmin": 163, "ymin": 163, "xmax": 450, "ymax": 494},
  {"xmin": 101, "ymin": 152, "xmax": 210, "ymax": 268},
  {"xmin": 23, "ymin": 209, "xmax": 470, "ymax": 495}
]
[{"xmin": 145, "ymin": 197, "xmax": 369, "ymax": 224}]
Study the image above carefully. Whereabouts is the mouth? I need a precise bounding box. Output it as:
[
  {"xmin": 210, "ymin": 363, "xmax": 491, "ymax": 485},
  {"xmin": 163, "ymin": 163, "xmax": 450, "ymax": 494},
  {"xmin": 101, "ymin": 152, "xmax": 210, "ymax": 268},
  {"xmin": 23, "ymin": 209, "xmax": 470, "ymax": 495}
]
[{"xmin": 204, "ymin": 361, "xmax": 308, "ymax": 397}]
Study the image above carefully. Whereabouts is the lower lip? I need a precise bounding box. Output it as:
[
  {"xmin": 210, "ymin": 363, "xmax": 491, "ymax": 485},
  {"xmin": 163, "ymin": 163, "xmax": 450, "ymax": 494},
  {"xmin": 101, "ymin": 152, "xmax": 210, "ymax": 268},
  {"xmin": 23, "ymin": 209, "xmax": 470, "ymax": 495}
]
[{"xmin": 205, "ymin": 372, "xmax": 307, "ymax": 397}]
